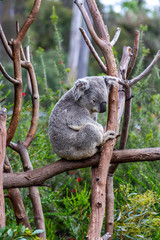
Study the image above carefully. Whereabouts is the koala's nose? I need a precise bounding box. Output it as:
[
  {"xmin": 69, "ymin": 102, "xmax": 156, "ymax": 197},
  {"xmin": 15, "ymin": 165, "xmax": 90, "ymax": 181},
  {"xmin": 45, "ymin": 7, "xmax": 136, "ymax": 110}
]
[{"xmin": 100, "ymin": 102, "xmax": 107, "ymax": 113}]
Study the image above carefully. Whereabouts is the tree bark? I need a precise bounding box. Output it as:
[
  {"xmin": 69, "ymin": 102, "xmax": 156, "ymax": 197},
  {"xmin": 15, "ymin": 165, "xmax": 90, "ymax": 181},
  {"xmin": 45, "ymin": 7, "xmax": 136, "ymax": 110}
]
[
  {"xmin": 0, "ymin": 108, "xmax": 7, "ymax": 228},
  {"xmin": 3, "ymin": 148, "xmax": 160, "ymax": 189},
  {"xmin": 4, "ymin": 156, "xmax": 31, "ymax": 228}
]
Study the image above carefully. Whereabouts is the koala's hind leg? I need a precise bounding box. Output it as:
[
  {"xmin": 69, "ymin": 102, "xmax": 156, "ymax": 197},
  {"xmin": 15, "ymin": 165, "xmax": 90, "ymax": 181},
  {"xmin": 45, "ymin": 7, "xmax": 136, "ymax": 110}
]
[{"xmin": 74, "ymin": 124, "xmax": 103, "ymax": 159}]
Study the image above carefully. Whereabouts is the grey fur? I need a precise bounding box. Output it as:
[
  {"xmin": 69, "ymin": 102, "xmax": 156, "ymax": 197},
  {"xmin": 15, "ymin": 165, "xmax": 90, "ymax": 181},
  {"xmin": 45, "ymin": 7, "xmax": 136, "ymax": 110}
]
[{"xmin": 49, "ymin": 76, "xmax": 115, "ymax": 160}]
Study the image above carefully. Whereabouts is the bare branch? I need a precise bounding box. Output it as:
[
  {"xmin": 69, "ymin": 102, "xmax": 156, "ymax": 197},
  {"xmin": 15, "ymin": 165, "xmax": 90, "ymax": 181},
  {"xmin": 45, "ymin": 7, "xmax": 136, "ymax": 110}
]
[
  {"xmin": 23, "ymin": 62, "xmax": 39, "ymax": 148},
  {"xmin": 106, "ymin": 46, "xmax": 132, "ymax": 235},
  {"xmin": 74, "ymin": 0, "xmax": 103, "ymax": 47},
  {"xmin": 129, "ymin": 50, "xmax": 160, "ymax": 87},
  {"xmin": 0, "ymin": 63, "xmax": 20, "ymax": 84},
  {"xmin": 3, "ymin": 147, "xmax": 160, "ymax": 189},
  {"xmin": 16, "ymin": 21, "xmax": 27, "ymax": 62},
  {"xmin": 0, "ymin": 24, "xmax": 12, "ymax": 59},
  {"xmin": 80, "ymin": 28, "xmax": 107, "ymax": 73},
  {"xmin": 15, "ymin": 0, "xmax": 42, "ymax": 44},
  {"xmin": 110, "ymin": 28, "xmax": 121, "ymax": 47},
  {"xmin": 119, "ymin": 88, "xmax": 132, "ymax": 150},
  {"xmin": 7, "ymin": 0, "xmax": 42, "ymax": 146},
  {"xmin": 25, "ymin": 46, "xmax": 32, "ymax": 95},
  {"xmin": 0, "ymin": 108, "xmax": 7, "ymax": 228},
  {"xmin": 4, "ymin": 155, "xmax": 31, "ymax": 228},
  {"xmin": 127, "ymin": 30, "xmax": 140, "ymax": 78}
]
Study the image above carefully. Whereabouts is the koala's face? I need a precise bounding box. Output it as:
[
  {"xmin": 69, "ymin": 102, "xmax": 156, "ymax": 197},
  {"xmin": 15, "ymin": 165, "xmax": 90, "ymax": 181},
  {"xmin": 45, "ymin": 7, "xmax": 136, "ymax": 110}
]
[{"xmin": 73, "ymin": 76, "xmax": 111, "ymax": 113}]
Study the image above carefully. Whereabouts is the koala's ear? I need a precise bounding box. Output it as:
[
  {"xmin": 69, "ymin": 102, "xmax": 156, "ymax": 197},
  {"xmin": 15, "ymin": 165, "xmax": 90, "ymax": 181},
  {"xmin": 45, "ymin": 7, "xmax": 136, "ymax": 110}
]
[
  {"xmin": 104, "ymin": 76, "xmax": 116, "ymax": 88},
  {"xmin": 72, "ymin": 78, "xmax": 90, "ymax": 101}
]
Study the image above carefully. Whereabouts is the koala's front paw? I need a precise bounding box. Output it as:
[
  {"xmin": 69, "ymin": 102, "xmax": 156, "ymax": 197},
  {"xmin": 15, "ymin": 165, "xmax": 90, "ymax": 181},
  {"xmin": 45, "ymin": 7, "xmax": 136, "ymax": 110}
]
[{"xmin": 103, "ymin": 130, "xmax": 115, "ymax": 143}]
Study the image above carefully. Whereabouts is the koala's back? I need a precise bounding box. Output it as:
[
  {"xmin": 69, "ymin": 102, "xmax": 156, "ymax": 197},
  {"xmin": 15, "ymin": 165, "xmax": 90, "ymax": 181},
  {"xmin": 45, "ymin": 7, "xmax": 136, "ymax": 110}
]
[{"xmin": 49, "ymin": 90, "xmax": 82, "ymax": 159}]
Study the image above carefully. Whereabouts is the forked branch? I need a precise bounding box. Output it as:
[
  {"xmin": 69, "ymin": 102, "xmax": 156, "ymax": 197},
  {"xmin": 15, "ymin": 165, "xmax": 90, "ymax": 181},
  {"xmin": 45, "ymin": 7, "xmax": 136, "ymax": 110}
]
[{"xmin": 74, "ymin": 0, "xmax": 103, "ymax": 47}]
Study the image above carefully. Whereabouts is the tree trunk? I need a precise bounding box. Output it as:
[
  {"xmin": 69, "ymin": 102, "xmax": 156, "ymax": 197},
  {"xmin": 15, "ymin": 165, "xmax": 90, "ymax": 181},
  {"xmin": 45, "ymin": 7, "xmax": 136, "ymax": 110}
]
[{"xmin": 0, "ymin": 108, "xmax": 7, "ymax": 228}]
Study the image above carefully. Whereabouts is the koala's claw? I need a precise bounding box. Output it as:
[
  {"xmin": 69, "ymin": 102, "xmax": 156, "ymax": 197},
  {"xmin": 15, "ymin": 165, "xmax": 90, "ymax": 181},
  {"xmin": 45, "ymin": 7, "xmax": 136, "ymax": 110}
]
[{"xmin": 103, "ymin": 130, "xmax": 115, "ymax": 143}]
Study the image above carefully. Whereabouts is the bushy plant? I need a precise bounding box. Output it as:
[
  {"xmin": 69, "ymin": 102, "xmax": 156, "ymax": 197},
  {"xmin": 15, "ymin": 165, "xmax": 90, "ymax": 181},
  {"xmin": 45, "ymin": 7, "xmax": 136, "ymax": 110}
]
[
  {"xmin": 114, "ymin": 184, "xmax": 160, "ymax": 239},
  {"xmin": 0, "ymin": 224, "xmax": 43, "ymax": 240},
  {"xmin": 42, "ymin": 180, "xmax": 91, "ymax": 240}
]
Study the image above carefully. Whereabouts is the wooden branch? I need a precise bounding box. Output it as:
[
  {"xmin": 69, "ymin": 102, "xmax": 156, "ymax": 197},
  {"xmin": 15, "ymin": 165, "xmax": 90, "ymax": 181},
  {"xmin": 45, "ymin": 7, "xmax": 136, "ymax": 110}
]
[
  {"xmin": 18, "ymin": 142, "xmax": 45, "ymax": 238},
  {"xmin": 0, "ymin": 108, "xmax": 7, "ymax": 228},
  {"xmin": 25, "ymin": 46, "xmax": 33, "ymax": 95},
  {"xmin": 119, "ymin": 87, "xmax": 132, "ymax": 150},
  {"xmin": 3, "ymin": 148, "xmax": 160, "ymax": 189},
  {"xmin": 0, "ymin": 63, "xmax": 20, "ymax": 84},
  {"xmin": 4, "ymin": 156, "xmax": 31, "ymax": 228},
  {"xmin": 16, "ymin": 21, "xmax": 27, "ymax": 62},
  {"xmin": 110, "ymin": 28, "xmax": 121, "ymax": 47},
  {"xmin": 106, "ymin": 46, "xmax": 132, "ymax": 236},
  {"xmin": 129, "ymin": 50, "xmax": 160, "ymax": 87},
  {"xmin": 76, "ymin": 1, "xmax": 119, "ymax": 238},
  {"xmin": 23, "ymin": 62, "xmax": 39, "ymax": 148},
  {"xmin": 7, "ymin": 0, "xmax": 41, "ymax": 145},
  {"xmin": 79, "ymin": 27, "xmax": 107, "ymax": 73},
  {"xmin": 0, "ymin": 24, "xmax": 12, "ymax": 59},
  {"xmin": 15, "ymin": 0, "xmax": 41, "ymax": 44},
  {"xmin": 74, "ymin": 0, "xmax": 104, "ymax": 47},
  {"xmin": 127, "ymin": 30, "xmax": 140, "ymax": 78}
]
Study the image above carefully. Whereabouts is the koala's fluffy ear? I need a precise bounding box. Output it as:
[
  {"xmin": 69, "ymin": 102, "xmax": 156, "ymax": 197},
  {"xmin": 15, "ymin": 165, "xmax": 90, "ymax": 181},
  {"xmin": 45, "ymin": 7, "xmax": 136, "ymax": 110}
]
[
  {"xmin": 104, "ymin": 76, "xmax": 116, "ymax": 88},
  {"xmin": 72, "ymin": 78, "xmax": 90, "ymax": 101}
]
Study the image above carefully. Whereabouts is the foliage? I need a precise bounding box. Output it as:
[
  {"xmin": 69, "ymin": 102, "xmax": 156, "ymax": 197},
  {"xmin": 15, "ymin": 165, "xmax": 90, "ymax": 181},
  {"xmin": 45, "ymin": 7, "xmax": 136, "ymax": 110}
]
[
  {"xmin": 0, "ymin": 224, "xmax": 43, "ymax": 240},
  {"xmin": 114, "ymin": 185, "xmax": 160, "ymax": 239},
  {"xmin": 42, "ymin": 180, "xmax": 91, "ymax": 239}
]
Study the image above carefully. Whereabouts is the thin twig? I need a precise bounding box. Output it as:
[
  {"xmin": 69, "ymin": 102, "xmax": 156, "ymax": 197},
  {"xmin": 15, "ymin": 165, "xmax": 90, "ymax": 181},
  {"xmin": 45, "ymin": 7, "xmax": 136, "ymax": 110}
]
[
  {"xmin": 127, "ymin": 30, "xmax": 140, "ymax": 78},
  {"xmin": 110, "ymin": 28, "xmax": 121, "ymax": 47},
  {"xmin": 16, "ymin": 21, "xmax": 27, "ymax": 61},
  {"xmin": 0, "ymin": 63, "xmax": 20, "ymax": 84},
  {"xmin": 129, "ymin": 50, "xmax": 160, "ymax": 86},
  {"xmin": 25, "ymin": 46, "xmax": 33, "ymax": 95},
  {"xmin": 0, "ymin": 24, "xmax": 12, "ymax": 59},
  {"xmin": 80, "ymin": 28, "xmax": 107, "ymax": 73},
  {"xmin": 0, "ymin": 98, "xmax": 6, "ymax": 104}
]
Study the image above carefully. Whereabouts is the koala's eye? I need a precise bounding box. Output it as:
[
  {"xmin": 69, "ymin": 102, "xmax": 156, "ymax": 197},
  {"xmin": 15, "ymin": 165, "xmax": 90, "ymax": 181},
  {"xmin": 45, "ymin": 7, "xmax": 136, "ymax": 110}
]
[{"xmin": 92, "ymin": 98, "xmax": 96, "ymax": 103}]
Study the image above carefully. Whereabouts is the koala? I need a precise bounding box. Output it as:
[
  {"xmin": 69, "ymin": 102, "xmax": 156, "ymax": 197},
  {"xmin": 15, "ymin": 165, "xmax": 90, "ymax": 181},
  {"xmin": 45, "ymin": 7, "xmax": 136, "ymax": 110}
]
[{"xmin": 49, "ymin": 76, "xmax": 115, "ymax": 160}]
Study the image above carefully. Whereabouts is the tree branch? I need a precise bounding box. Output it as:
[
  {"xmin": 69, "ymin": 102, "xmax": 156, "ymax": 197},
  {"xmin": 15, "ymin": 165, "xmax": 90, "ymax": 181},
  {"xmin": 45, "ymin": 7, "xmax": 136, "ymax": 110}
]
[
  {"xmin": 79, "ymin": 27, "xmax": 107, "ymax": 73},
  {"xmin": 23, "ymin": 62, "xmax": 39, "ymax": 148},
  {"xmin": 15, "ymin": 0, "xmax": 41, "ymax": 44},
  {"xmin": 106, "ymin": 46, "xmax": 132, "ymax": 236},
  {"xmin": 110, "ymin": 28, "xmax": 121, "ymax": 47},
  {"xmin": 3, "ymin": 148, "xmax": 160, "ymax": 189},
  {"xmin": 7, "ymin": 0, "xmax": 42, "ymax": 146},
  {"xmin": 25, "ymin": 46, "xmax": 32, "ymax": 95},
  {"xmin": 129, "ymin": 50, "xmax": 160, "ymax": 87},
  {"xmin": 74, "ymin": 0, "xmax": 104, "ymax": 47},
  {"xmin": 4, "ymin": 155, "xmax": 31, "ymax": 228},
  {"xmin": 0, "ymin": 108, "xmax": 7, "ymax": 228},
  {"xmin": 0, "ymin": 63, "xmax": 20, "ymax": 84},
  {"xmin": 127, "ymin": 30, "xmax": 140, "ymax": 78},
  {"xmin": 0, "ymin": 24, "xmax": 12, "ymax": 59}
]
